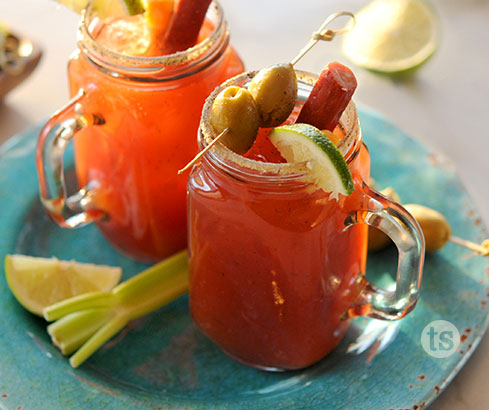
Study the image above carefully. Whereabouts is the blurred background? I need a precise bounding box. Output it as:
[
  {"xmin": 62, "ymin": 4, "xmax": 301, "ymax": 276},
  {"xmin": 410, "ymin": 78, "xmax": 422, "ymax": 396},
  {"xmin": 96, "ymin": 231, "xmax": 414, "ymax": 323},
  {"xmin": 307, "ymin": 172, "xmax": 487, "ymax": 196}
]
[{"xmin": 1, "ymin": 0, "xmax": 488, "ymax": 408}]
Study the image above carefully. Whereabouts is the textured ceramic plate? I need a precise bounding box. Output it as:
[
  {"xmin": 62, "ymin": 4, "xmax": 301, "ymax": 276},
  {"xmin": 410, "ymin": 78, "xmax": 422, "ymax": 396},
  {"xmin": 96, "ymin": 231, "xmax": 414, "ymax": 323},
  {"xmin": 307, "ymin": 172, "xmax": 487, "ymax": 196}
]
[{"xmin": 1, "ymin": 108, "xmax": 488, "ymax": 410}]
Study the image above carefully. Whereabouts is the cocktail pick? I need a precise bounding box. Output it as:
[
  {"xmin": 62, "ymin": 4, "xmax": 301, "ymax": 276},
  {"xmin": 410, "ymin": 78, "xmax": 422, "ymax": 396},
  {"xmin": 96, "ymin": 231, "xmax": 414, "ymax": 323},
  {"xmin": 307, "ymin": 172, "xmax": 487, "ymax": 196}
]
[
  {"xmin": 290, "ymin": 11, "xmax": 355, "ymax": 66},
  {"xmin": 177, "ymin": 11, "xmax": 356, "ymax": 174},
  {"xmin": 177, "ymin": 128, "xmax": 229, "ymax": 174},
  {"xmin": 449, "ymin": 236, "xmax": 489, "ymax": 257}
]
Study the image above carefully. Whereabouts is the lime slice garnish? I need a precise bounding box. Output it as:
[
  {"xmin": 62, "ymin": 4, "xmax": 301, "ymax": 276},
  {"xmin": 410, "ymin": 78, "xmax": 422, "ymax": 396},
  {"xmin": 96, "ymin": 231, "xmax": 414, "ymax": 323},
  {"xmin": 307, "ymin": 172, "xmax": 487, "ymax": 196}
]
[
  {"xmin": 269, "ymin": 123, "xmax": 354, "ymax": 196},
  {"xmin": 342, "ymin": 0, "xmax": 439, "ymax": 75},
  {"xmin": 5, "ymin": 255, "xmax": 122, "ymax": 316},
  {"xmin": 56, "ymin": 0, "xmax": 145, "ymax": 17}
]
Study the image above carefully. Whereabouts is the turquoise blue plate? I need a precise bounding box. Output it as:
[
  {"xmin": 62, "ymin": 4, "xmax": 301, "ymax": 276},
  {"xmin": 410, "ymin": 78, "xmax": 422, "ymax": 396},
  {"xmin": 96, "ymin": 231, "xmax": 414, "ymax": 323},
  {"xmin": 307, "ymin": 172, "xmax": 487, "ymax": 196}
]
[{"xmin": 1, "ymin": 107, "xmax": 488, "ymax": 409}]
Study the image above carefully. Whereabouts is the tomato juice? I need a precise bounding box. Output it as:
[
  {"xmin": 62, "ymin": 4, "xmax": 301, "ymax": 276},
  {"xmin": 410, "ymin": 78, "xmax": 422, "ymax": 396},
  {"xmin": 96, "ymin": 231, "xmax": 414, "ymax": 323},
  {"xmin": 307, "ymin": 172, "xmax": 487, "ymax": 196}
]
[
  {"xmin": 69, "ymin": 5, "xmax": 244, "ymax": 262},
  {"xmin": 188, "ymin": 73, "xmax": 372, "ymax": 369}
]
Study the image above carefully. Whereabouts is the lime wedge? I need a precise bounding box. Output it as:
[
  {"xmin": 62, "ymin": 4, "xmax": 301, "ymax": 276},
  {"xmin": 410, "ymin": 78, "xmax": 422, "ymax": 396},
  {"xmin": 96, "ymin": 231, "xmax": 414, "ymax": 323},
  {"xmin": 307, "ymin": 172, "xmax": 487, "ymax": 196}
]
[
  {"xmin": 56, "ymin": 0, "xmax": 145, "ymax": 17},
  {"xmin": 342, "ymin": 0, "xmax": 439, "ymax": 75},
  {"xmin": 5, "ymin": 255, "xmax": 122, "ymax": 316},
  {"xmin": 269, "ymin": 123, "xmax": 354, "ymax": 196}
]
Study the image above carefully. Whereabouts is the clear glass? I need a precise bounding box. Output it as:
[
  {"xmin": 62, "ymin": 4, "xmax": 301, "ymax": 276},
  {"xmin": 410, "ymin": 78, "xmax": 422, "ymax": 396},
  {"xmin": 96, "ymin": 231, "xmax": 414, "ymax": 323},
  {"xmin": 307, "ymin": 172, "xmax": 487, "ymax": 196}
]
[
  {"xmin": 36, "ymin": 1, "xmax": 244, "ymax": 262},
  {"xmin": 188, "ymin": 70, "xmax": 425, "ymax": 370}
]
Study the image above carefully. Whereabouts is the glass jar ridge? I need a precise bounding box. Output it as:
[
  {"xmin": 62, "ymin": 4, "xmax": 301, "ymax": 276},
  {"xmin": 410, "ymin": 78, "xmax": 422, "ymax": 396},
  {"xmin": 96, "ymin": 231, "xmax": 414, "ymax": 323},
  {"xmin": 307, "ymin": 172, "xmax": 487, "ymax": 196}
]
[
  {"xmin": 77, "ymin": 0, "xmax": 230, "ymax": 81},
  {"xmin": 198, "ymin": 69, "xmax": 363, "ymax": 185},
  {"xmin": 37, "ymin": 1, "xmax": 245, "ymax": 262}
]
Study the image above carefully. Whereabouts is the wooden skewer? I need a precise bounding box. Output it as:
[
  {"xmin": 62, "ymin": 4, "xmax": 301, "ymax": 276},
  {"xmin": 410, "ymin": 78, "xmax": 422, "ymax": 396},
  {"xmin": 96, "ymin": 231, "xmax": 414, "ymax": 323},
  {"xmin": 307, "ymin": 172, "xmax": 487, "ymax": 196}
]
[
  {"xmin": 449, "ymin": 236, "xmax": 489, "ymax": 256},
  {"xmin": 178, "ymin": 11, "xmax": 356, "ymax": 175},
  {"xmin": 290, "ymin": 11, "xmax": 355, "ymax": 66},
  {"xmin": 177, "ymin": 129, "xmax": 229, "ymax": 174}
]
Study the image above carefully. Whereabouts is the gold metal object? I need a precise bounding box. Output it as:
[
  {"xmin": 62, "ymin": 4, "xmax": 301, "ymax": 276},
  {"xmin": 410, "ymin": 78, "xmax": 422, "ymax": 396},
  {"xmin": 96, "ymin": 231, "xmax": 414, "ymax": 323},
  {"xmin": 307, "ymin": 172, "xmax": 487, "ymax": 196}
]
[{"xmin": 0, "ymin": 28, "xmax": 32, "ymax": 75}]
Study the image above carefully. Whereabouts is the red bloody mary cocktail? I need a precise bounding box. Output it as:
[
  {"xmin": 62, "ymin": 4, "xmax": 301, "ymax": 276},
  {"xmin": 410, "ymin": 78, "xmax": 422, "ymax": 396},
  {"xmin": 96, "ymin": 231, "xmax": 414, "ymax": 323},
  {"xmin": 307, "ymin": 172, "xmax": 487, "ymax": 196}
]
[
  {"xmin": 68, "ymin": 3, "xmax": 244, "ymax": 262},
  {"xmin": 188, "ymin": 71, "xmax": 371, "ymax": 370}
]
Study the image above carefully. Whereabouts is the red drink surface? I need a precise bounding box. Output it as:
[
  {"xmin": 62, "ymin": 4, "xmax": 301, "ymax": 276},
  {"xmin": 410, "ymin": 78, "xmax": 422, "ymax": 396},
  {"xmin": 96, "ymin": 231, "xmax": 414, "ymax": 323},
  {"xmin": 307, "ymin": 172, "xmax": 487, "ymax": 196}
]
[
  {"xmin": 95, "ymin": 14, "xmax": 215, "ymax": 57},
  {"xmin": 188, "ymin": 128, "xmax": 371, "ymax": 369},
  {"xmin": 70, "ymin": 16, "xmax": 244, "ymax": 262}
]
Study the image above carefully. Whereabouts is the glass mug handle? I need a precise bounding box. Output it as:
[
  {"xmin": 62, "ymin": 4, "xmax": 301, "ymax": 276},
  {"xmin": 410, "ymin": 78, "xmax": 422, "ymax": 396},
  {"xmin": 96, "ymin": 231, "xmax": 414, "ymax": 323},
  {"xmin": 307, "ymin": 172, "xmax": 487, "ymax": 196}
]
[
  {"xmin": 345, "ymin": 184, "xmax": 425, "ymax": 320},
  {"xmin": 36, "ymin": 89, "xmax": 106, "ymax": 228}
]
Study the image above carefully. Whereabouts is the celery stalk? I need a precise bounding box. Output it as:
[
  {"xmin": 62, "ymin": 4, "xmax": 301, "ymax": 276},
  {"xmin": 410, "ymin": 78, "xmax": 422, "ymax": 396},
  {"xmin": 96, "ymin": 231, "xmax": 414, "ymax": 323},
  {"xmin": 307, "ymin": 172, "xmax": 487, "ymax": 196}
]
[
  {"xmin": 69, "ymin": 314, "xmax": 128, "ymax": 368},
  {"xmin": 44, "ymin": 291, "xmax": 115, "ymax": 321},
  {"xmin": 48, "ymin": 308, "xmax": 115, "ymax": 355},
  {"xmin": 43, "ymin": 250, "xmax": 189, "ymax": 368}
]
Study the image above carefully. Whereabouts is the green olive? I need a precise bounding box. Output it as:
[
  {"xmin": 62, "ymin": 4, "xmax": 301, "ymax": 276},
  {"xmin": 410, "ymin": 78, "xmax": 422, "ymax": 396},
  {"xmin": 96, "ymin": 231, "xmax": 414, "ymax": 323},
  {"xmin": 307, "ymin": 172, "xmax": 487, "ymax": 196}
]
[
  {"xmin": 367, "ymin": 188, "xmax": 451, "ymax": 253},
  {"xmin": 210, "ymin": 86, "xmax": 260, "ymax": 154},
  {"xmin": 368, "ymin": 187, "xmax": 401, "ymax": 252},
  {"xmin": 404, "ymin": 204, "xmax": 451, "ymax": 252},
  {"xmin": 248, "ymin": 63, "xmax": 298, "ymax": 128}
]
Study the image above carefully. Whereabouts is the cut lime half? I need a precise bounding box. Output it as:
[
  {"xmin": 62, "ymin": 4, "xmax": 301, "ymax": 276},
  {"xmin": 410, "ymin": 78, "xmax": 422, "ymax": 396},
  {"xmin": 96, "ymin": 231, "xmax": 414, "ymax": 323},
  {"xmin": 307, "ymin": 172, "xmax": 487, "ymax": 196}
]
[
  {"xmin": 342, "ymin": 0, "xmax": 439, "ymax": 75},
  {"xmin": 269, "ymin": 124, "xmax": 354, "ymax": 196},
  {"xmin": 56, "ymin": 0, "xmax": 145, "ymax": 17},
  {"xmin": 5, "ymin": 255, "xmax": 122, "ymax": 316}
]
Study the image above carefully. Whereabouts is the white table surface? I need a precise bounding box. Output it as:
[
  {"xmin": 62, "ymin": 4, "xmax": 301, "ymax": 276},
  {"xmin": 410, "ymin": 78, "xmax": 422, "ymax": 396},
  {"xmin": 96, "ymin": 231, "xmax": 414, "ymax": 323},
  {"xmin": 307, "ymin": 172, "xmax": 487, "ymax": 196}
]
[{"xmin": 1, "ymin": 0, "xmax": 488, "ymax": 408}]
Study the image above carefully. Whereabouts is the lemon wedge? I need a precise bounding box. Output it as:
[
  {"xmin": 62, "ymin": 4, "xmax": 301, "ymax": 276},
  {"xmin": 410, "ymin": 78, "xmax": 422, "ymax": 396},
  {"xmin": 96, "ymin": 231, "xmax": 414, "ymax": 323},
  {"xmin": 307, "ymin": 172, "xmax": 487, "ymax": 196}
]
[
  {"xmin": 5, "ymin": 254, "xmax": 122, "ymax": 316},
  {"xmin": 56, "ymin": 0, "xmax": 145, "ymax": 17}
]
